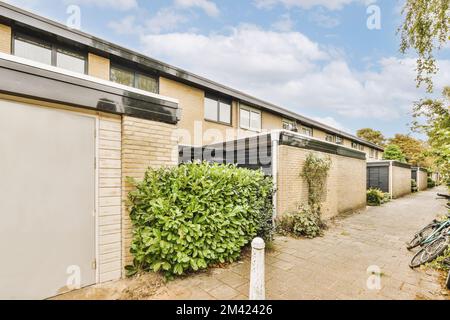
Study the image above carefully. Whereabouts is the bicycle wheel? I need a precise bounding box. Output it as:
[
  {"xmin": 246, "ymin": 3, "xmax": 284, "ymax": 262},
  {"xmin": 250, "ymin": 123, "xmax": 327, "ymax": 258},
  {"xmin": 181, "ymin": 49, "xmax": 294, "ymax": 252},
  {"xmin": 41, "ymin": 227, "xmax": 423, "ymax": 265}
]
[
  {"xmin": 410, "ymin": 236, "xmax": 449, "ymax": 268},
  {"xmin": 406, "ymin": 223, "xmax": 438, "ymax": 250}
]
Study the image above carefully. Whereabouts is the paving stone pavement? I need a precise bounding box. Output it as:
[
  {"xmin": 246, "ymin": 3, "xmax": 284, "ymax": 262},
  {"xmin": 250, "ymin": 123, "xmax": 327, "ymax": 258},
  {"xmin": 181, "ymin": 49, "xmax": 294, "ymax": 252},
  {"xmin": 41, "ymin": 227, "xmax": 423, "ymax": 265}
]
[{"xmin": 153, "ymin": 187, "xmax": 450, "ymax": 300}]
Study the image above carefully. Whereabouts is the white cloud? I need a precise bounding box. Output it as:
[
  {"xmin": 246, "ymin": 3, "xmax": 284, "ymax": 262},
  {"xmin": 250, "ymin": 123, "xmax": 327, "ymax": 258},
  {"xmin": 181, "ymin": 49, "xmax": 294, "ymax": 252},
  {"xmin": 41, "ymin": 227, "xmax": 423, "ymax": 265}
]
[
  {"xmin": 67, "ymin": 0, "xmax": 138, "ymax": 11},
  {"xmin": 309, "ymin": 8, "xmax": 340, "ymax": 28},
  {"xmin": 108, "ymin": 16, "xmax": 140, "ymax": 35},
  {"xmin": 312, "ymin": 116, "xmax": 350, "ymax": 132},
  {"xmin": 175, "ymin": 0, "xmax": 220, "ymax": 17},
  {"xmin": 253, "ymin": 0, "xmax": 361, "ymax": 11},
  {"xmin": 271, "ymin": 13, "xmax": 295, "ymax": 32},
  {"xmin": 139, "ymin": 25, "xmax": 450, "ymax": 122}
]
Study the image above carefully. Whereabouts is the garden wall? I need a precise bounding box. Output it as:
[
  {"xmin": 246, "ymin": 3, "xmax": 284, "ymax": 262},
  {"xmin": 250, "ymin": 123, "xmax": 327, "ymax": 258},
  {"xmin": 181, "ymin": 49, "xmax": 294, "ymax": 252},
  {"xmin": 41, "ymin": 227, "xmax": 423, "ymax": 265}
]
[
  {"xmin": 121, "ymin": 116, "xmax": 178, "ymax": 274},
  {"xmin": 277, "ymin": 144, "xmax": 367, "ymax": 220},
  {"xmin": 411, "ymin": 167, "xmax": 428, "ymax": 191},
  {"xmin": 391, "ymin": 162, "xmax": 412, "ymax": 199}
]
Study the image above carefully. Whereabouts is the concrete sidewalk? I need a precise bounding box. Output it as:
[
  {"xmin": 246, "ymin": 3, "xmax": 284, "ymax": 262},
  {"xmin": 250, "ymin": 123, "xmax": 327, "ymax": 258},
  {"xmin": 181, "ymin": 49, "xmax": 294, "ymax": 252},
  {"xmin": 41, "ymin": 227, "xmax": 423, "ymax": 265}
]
[
  {"xmin": 57, "ymin": 186, "xmax": 449, "ymax": 300},
  {"xmin": 153, "ymin": 187, "xmax": 449, "ymax": 300}
]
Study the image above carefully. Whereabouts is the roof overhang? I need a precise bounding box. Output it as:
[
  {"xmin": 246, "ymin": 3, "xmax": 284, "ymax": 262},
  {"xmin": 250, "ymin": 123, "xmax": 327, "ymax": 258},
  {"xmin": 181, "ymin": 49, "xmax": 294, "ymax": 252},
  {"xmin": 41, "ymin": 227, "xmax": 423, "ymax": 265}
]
[{"xmin": 0, "ymin": 53, "xmax": 179, "ymax": 124}]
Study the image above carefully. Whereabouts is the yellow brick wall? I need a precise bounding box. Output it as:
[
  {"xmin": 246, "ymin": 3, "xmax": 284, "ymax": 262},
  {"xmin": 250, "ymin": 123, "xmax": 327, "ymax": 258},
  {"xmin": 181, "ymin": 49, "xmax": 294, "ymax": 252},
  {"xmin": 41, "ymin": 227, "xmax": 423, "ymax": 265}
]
[
  {"xmin": 98, "ymin": 114, "xmax": 122, "ymax": 283},
  {"xmin": 0, "ymin": 24, "xmax": 11, "ymax": 54},
  {"xmin": 312, "ymin": 128, "xmax": 327, "ymax": 140},
  {"xmin": 392, "ymin": 165, "xmax": 412, "ymax": 198},
  {"xmin": 121, "ymin": 116, "xmax": 178, "ymax": 272},
  {"xmin": 262, "ymin": 111, "xmax": 282, "ymax": 131},
  {"xmin": 277, "ymin": 145, "xmax": 366, "ymax": 220},
  {"xmin": 88, "ymin": 53, "xmax": 110, "ymax": 80},
  {"xmin": 160, "ymin": 77, "xmax": 240, "ymax": 145}
]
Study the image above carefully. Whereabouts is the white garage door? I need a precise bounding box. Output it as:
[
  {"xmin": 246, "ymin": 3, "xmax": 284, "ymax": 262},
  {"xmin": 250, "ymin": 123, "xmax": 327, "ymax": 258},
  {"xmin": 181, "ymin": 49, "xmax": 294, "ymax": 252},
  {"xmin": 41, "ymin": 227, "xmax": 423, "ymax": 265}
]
[{"xmin": 0, "ymin": 99, "xmax": 96, "ymax": 299}]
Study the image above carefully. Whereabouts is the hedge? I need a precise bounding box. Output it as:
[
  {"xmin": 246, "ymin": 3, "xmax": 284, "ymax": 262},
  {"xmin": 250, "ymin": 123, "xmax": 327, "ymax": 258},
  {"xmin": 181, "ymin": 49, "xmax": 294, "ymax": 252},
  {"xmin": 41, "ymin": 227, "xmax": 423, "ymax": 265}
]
[{"xmin": 126, "ymin": 162, "xmax": 274, "ymax": 278}]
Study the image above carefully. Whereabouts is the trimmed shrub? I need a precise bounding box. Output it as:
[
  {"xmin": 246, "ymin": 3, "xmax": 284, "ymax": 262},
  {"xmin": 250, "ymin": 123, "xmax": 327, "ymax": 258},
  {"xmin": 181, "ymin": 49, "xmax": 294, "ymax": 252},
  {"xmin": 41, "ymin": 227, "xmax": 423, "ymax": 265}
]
[
  {"xmin": 277, "ymin": 204, "xmax": 323, "ymax": 238},
  {"xmin": 411, "ymin": 179, "xmax": 418, "ymax": 192},
  {"xmin": 427, "ymin": 177, "xmax": 436, "ymax": 188},
  {"xmin": 367, "ymin": 188, "xmax": 384, "ymax": 206},
  {"xmin": 126, "ymin": 162, "xmax": 274, "ymax": 278},
  {"xmin": 381, "ymin": 192, "xmax": 391, "ymax": 204}
]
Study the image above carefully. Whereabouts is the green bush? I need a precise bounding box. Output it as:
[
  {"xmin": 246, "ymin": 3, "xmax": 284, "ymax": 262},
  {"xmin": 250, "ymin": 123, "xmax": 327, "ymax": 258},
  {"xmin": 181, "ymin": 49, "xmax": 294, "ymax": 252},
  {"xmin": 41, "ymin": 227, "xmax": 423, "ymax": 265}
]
[
  {"xmin": 427, "ymin": 177, "xmax": 436, "ymax": 188},
  {"xmin": 381, "ymin": 192, "xmax": 391, "ymax": 204},
  {"xmin": 411, "ymin": 179, "xmax": 418, "ymax": 192},
  {"xmin": 277, "ymin": 204, "xmax": 323, "ymax": 238},
  {"xmin": 367, "ymin": 188, "xmax": 385, "ymax": 206},
  {"xmin": 126, "ymin": 162, "xmax": 274, "ymax": 278}
]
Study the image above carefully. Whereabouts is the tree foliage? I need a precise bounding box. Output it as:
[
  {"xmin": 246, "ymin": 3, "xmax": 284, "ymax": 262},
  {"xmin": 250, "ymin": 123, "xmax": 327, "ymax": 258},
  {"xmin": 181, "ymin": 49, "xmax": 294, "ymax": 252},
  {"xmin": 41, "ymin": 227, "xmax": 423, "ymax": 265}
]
[
  {"xmin": 356, "ymin": 128, "xmax": 386, "ymax": 146},
  {"xmin": 412, "ymin": 87, "xmax": 450, "ymax": 182},
  {"xmin": 399, "ymin": 0, "xmax": 450, "ymax": 92},
  {"xmin": 383, "ymin": 144, "xmax": 407, "ymax": 163},
  {"xmin": 388, "ymin": 133, "xmax": 429, "ymax": 166}
]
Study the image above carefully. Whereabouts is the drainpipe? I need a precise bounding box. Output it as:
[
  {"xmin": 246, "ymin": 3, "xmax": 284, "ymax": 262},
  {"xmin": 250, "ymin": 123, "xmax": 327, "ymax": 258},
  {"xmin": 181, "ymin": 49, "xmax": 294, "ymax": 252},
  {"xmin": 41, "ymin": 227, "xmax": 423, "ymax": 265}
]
[
  {"xmin": 388, "ymin": 161, "xmax": 393, "ymax": 198},
  {"xmin": 271, "ymin": 130, "xmax": 281, "ymax": 223}
]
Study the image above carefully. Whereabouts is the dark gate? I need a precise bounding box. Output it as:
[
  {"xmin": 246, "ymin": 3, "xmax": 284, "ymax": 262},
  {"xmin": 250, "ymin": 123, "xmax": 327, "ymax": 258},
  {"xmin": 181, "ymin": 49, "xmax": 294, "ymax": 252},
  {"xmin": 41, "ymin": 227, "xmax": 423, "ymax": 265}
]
[{"xmin": 367, "ymin": 163, "xmax": 389, "ymax": 193}]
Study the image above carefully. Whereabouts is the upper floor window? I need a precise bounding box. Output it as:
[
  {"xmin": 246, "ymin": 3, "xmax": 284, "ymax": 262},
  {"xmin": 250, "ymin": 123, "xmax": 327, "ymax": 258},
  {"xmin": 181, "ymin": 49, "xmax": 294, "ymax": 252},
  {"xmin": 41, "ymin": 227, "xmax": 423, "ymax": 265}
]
[
  {"xmin": 370, "ymin": 148, "xmax": 375, "ymax": 158},
  {"xmin": 204, "ymin": 94, "xmax": 232, "ymax": 125},
  {"xmin": 240, "ymin": 104, "xmax": 261, "ymax": 131},
  {"xmin": 325, "ymin": 134, "xmax": 335, "ymax": 143},
  {"xmin": 335, "ymin": 136, "xmax": 343, "ymax": 145},
  {"xmin": 110, "ymin": 65, "xmax": 158, "ymax": 93},
  {"xmin": 13, "ymin": 34, "xmax": 86, "ymax": 74},
  {"xmin": 56, "ymin": 48, "xmax": 85, "ymax": 74},
  {"xmin": 351, "ymin": 142, "xmax": 358, "ymax": 149},
  {"xmin": 282, "ymin": 119, "xmax": 297, "ymax": 131},
  {"xmin": 359, "ymin": 144, "xmax": 365, "ymax": 151},
  {"xmin": 301, "ymin": 126, "xmax": 313, "ymax": 137}
]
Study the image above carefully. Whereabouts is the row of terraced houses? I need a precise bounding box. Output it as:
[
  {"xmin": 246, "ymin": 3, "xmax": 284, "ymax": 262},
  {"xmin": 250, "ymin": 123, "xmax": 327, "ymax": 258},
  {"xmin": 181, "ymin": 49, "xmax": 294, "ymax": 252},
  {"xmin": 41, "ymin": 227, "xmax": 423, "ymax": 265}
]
[{"xmin": 0, "ymin": 3, "xmax": 391, "ymax": 299}]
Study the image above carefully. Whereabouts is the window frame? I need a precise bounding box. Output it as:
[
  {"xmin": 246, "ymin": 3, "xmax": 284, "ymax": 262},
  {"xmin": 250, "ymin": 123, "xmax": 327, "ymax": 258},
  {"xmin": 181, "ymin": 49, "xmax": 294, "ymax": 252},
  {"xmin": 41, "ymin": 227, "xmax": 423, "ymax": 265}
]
[
  {"xmin": 204, "ymin": 93, "xmax": 232, "ymax": 126},
  {"xmin": 335, "ymin": 136, "xmax": 343, "ymax": 145},
  {"xmin": 301, "ymin": 126, "xmax": 313, "ymax": 137},
  {"xmin": 282, "ymin": 119, "xmax": 297, "ymax": 132},
  {"xmin": 239, "ymin": 104, "xmax": 261, "ymax": 131},
  {"xmin": 110, "ymin": 63, "xmax": 159, "ymax": 94},
  {"xmin": 351, "ymin": 142, "xmax": 358, "ymax": 149},
  {"xmin": 12, "ymin": 31, "xmax": 88, "ymax": 74},
  {"xmin": 325, "ymin": 134, "xmax": 336, "ymax": 143}
]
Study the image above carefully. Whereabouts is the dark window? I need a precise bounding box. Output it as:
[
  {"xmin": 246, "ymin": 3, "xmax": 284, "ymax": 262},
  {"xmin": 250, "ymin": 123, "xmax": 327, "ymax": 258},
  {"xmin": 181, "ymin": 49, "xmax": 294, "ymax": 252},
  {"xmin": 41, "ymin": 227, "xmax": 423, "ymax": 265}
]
[
  {"xmin": 136, "ymin": 73, "xmax": 158, "ymax": 93},
  {"xmin": 351, "ymin": 142, "xmax": 358, "ymax": 149},
  {"xmin": 205, "ymin": 94, "xmax": 232, "ymax": 125},
  {"xmin": 110, "ymin": 65, "xmax": 159, "ymax": 94},
  {"xmin": 110, "ymin": 66, "xmax": 134, "ymax": 87},
  {"xmin": 336, "ymin": 136, "xmax": 343, "ymax": 145},
  {"xmin": 13, "ymin": 34, "xmax": 86, "ymax": 74}
]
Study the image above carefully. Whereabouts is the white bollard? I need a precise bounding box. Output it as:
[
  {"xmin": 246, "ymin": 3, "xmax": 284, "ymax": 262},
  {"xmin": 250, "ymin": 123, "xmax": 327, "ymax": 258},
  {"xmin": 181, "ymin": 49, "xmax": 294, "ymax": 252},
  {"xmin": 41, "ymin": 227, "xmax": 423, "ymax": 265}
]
[{"xmin": 249, "ymin": 237, "xmax": 265, "ymax": 300}]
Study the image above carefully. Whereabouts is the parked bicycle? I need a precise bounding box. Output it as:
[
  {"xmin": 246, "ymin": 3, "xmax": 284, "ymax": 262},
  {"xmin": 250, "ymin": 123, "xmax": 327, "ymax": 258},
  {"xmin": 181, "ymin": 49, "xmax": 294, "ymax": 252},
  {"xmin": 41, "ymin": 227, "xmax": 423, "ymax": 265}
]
[
  {"xmin": 444, "ymin": 258, "xmax": 450, "ymax": 290},
  {"xmin": 408, "ymin": 193, "xmax": 450, "ymax": 269}
]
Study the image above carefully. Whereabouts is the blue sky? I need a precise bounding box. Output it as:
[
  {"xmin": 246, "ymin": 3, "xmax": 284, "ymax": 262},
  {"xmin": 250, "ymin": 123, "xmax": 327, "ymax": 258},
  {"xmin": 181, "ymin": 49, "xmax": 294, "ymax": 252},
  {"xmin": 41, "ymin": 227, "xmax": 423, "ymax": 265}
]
[{"xmin": 5, "ymin": 0, "xmax": 450, "ymax": 139}]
